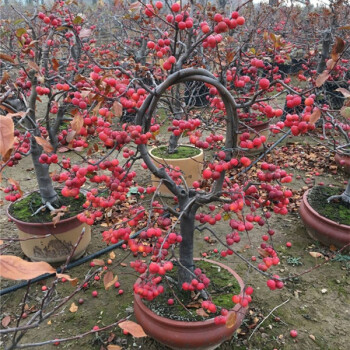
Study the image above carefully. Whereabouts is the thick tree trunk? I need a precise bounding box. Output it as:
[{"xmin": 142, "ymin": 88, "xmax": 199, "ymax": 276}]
[
  {"xmin": 31, "ymin": 137, "xmax": 58, "ymax": 205},
  {"xmin": 317, "ymin": 29, "xmax": 332, "ymax": 74},
  {"xmin": 178, "ymin": 209, "xmax": 196, "ymax": 286}
]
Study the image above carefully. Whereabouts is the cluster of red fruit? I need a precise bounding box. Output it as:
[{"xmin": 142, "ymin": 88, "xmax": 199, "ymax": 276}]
[
  {"xmin": 38, "ymin": 153, "xmax": 58, "ymax": 164},
  {"xmin": 239, "ymin": 131, "xmax": 267, "ymax": 150},
  {"xmin": 182, "ymin": 267, "xmax": 210, "ymax": 292},
  {"xmin": 38, "ymin": 12, "xmax": 62, "ymax": 26},
  {"xmin": 170, "ymin": 118, "xmax": 201, "ymax": 137},
  {"xmin": 201, "ymin": 156, "xmax": 250, "ymax": 181},
  {"xmin": 3, "ymin": 185, "xmax": 21, "ymax": 202},
  {"xmin": 35, "ymin": 86, "xmax": 50, "ymax": 95}
]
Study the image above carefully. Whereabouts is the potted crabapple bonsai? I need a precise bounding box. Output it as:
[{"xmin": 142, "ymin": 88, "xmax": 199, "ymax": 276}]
[
  {"xmin": 298, "ymin": 93, "xmax": 350, "ymax": 250},
  {"xmin": 0, "ymin": 4, "xmax": 100, "ymax": 262},
  {"xmin": 297, "ymin": 38, "xmax": 350, "ymax": 250}
]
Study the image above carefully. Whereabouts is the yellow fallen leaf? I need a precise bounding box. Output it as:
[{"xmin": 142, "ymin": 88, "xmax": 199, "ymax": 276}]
[
  {"xmin": 309, "ymin": 252, "xmax": 323, "ymax": 258},
  {"xmin": 107, "ymin": 345, "xmax": 122, "ymax": 350},
  {"xmin": 47, "ymin": 320, "xmax": 52, "ymax": 325},
  {"xmin": 69, "ymin": 302, "xmax": 78, "ymax": 313},
  {"xmin": 109, "ymin": 251, "xmax": 116, "ymax": 260},
  {"xmin": 226, "ymin": 312, "xmax": 237, "ymax": 329}
]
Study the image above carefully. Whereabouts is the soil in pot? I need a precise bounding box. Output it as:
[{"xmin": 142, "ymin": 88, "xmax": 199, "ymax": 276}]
[
  {"xmin": 8, "ymin": 190, "xmax": 91, "ymax": 264},
  {"xmin": 307, "ymin": 186, "xmax": 350, "ymax": 226},
  {"xmin": 143, "ymin": 260, "xmax": 241, "ymax": 322},
  {"xmin": 9, "ymin": 191, "xmax": 86, "ymax": 223},
  {"xmin": 151, "ymin": 145, "xmax": 201, "ymax": 159}
]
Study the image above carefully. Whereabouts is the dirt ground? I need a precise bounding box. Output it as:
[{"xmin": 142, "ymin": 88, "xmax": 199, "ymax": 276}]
[{"xmin": 1, "ymin": 136, "xmax": 350, "ymax": 350}]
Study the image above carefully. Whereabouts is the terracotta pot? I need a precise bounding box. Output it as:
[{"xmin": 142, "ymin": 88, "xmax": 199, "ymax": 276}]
[
  {"xmin": 134, "ymin": 258, "xmax": 247, "ymax": 350},
  {"xmin": 7, "ymin": 193, "xmax": 91, "ymax": 263},
  {"xmin": 299, "ymin": 189, "xmax": 350, "ymax": 250},
  {"xmin": 238, "ymin": 121, "xmax": 270, "ymax": 154},
  {"xmin": 149, "ymin": 145, "xmax": 204, "ymax": 196},
  {"xmin": 335, "ymin": 153, "xmax": 350, "ymax": 174}
]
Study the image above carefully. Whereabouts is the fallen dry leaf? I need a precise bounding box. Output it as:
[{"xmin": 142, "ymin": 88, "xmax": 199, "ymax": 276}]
[
  {"xmin": 118, "ymin": 321, "xmax": 147, "ymax": 338},
  {"xmin": 226, "ymin": 312, "xmax": 237, "ymax": 328},
  {"xmin": 0, "ymin": 255, "xmax": 56, "ymax": 280},
  {"xmin": 107, "ymin": 345, "xmax": 122, "ymax": 350},
  {"xmin": 109, "ymin": 251, "xmax": 116, "ymax": 260},
  {"xmin": 103, "ymin": 271, "xmax": 118, "ymax": 290},
  {"xmin": 309, "ymin": 252, "xmax": 323, "ymax": 258},
  {"xmin": 69, "ymin": 302, "xmax": 78, "ymax": 313},
  {"xmin": 1, "ymin": 315, "xmax": 11, "ymax": 327},
  {"xmin": 196, "ymin": 308, "xmax": 209, "ymax": 317},
  {"xmin": 92, "ymin": 259, "xmax": 105, "ymax": 266}
]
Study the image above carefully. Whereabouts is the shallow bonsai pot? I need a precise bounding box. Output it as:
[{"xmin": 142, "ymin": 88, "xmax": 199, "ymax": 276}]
[
  {"xmin": 334, "ymin": 153, "xmax": 350, "ymax": 174},
  {"xmin": 149, "ymin": 145, "xmax": 204, "ymax": 195},
  {"xmin": 133, "ymin": 258, "xmax": 247, "ymax": 350},
  {"xmin": 299, "ymin": 189, "xmax": 350, "ymax": 250},
  {"xmin": 238, "ymin": 121, "xmax": 270, "ymax": 155},
  {"xmin": 7, "ymin": 192, "xmax": 91, "ymax": 263}
]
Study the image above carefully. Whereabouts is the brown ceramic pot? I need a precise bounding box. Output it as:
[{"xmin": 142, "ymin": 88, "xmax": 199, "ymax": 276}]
[
  {"xmin": 134, "ymin": 258, "xmax": 247, "ymax": 350},
  {"xmin": 334, "ymin": 153, "xmax": 350, "ymax": 174},
  {"xmin": 7, "ymin": 193, "xmax": 91, "ymax": 263},
  {"xmin": 149, "ymin": 145, "xmax": 204, "ymax": 196},
  {"xmin": 299, "ymin": 189, "xmax": 350, "ymax": 250}
]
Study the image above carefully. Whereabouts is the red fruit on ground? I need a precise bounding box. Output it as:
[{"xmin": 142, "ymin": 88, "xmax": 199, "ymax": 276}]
[{"xmin": 290, "ymin": 329, "xmax": 298, "ymax": 338}]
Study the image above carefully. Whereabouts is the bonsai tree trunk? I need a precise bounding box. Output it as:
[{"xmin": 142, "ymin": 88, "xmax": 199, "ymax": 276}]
[
  {"xmin": 327, "ymin": 176, "xmax": 350, "ymax": 204},
  {"xmin": 136, "ymin": 68, "xmax": 238, "ymax": 290},
  {"xmin": 31, "ymin": 137, "xmax": 58, "ymax": 206},
  {"xmin": 178, "ymin": 208, "xmax": 196, "ymax": 285}
]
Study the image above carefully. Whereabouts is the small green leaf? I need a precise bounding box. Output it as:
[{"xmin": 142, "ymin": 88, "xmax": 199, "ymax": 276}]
[
  {"xmin": 15, "ymin": 28, "xmax": 27, "ymax": 38},
  {"xmin": 73, "ymin": 16, "xmax": 83, "ymax": 25}
]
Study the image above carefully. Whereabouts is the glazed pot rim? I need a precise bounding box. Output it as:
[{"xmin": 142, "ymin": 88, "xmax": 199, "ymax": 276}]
[
  {"xmin": 302, "ymin": 188, "xmax": 350, "ymax": 228},
  {"xmin": 134, "ymin": 258, "xmax": 246, "ymax": 328},
  {"xmin": 7, "ymin": 188, "xmax": 86, "ymax": 226},
  {"xmin": 149, "ymin": 145, "xmax": 204, "ymax": 160}
]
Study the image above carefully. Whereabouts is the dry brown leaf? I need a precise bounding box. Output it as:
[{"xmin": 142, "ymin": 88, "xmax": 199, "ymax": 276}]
[
  {"xmin": 118, "ymin": 321, "xmax": 147, "ymax": 338},
  {"xmin": 0, "ymin": 53, "xmax": 15, "ymax": 63},
  {"xmin": 316, "ymin": 71, "xmax": 330, "ymax": 87},
  {"xmin": 120, "ymin": 262, "xmax": 127, "ymax": 267},
  {"xmin": 309, "ymin": 109, "xmax": 322, "ymax": 125},
  {"xmin": 28, "ymin": 61, "xmax": 40, "ymax": 72},
  {"xmin": 196, "ymin": 308, "xmax": 209, "ymax": 317},
  {"xmin": 336, "ymin": 88, "xmax": 350, "ymax": 98},
  {"xmin": 71, "ymin": 113, "xmax": 84, "ymax": 133},
  {"xmin": 109, "ymin": 251, "xmax": 116, "ymax": 260},
  {"xmin": 69, "ymin": 302, "xmax": 78, "ymax": 313},
  {"xmin": 0, "ymin": 255, "xmax": 56, "ymax": 280},
  {"xmin": 0, "ymin": 115, "xmax": 14, "ymax": 157},
  {"xmin": 309, "ymin": 252, "xmax": 323, "ymax": 258},
  {"xmin": 331, "ymin": 37, "xmax": 345, "ymax": 61},
  {"xmin": 107, "ymin": 345, "xmax": 122, "ymax": 350},
  {"xmin": 1, "ymin": 71, "xmax": 10, "ymax": 85},
  {"xmin": 34, "ymin": 137, "xmax": 54, "ymax": 153},
  {"xmin": 47, "ymin": 320, "xmax": 52, "ymax": 325},
  {"xmin": 103, "ymin": 271, "xmax": 118, "ymax": 290},
  {"xmin": 258, "ymin": 247, "xmax": 269, "ymax": 258},
  {"xmin": 92, "ymin": 259, "xmax": 105, "ymax": 266},
  {"xmin": 226, "ymin": 312, "xmax": 237, "ymax": 328},
  {"xmin": 52, "ymin": 58, "xmax": 59, "ymax": 71},
  {"xmin": 1, "ymin": 315, "xmax": 11, "ymax": 327},
  {"xmin": 56, "ymin": 273, "xmax": 78, "ymax": 286},
  {"xmin": 0, "ymin": 240, "xmax": 3, "ymax": 245}
]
